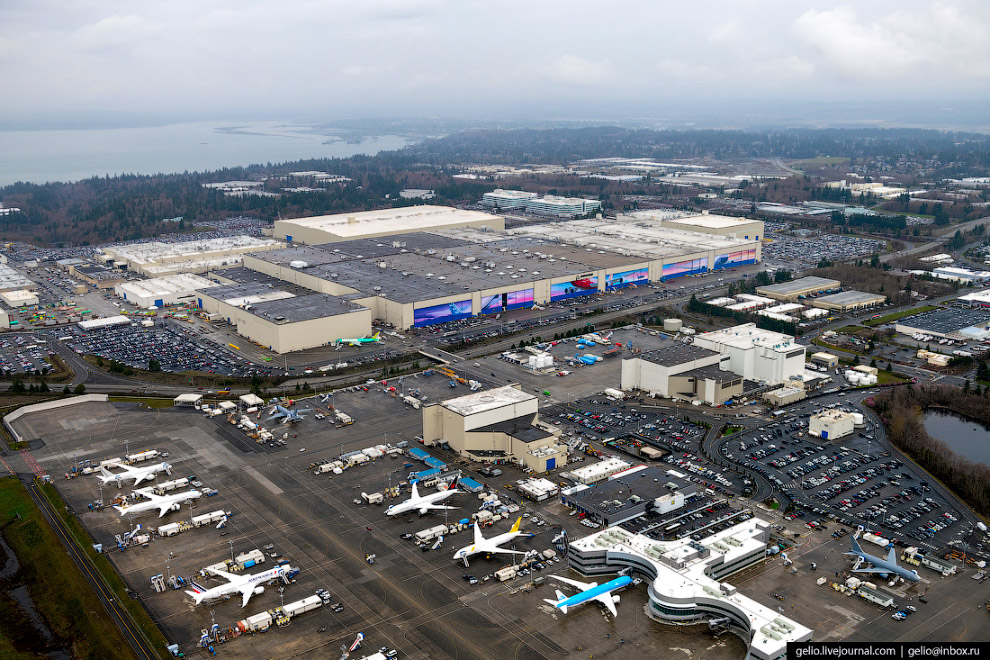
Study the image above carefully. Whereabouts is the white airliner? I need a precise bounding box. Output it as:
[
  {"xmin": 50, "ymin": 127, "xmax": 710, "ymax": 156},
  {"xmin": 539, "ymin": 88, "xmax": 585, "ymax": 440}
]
[
  {"xmin": 453, "ymin": 517, "xmax": 528, "ymax": 565},
  {"xmin": 185, "ymin": 565, "xmax": 288, "ymax": 608},
  {"xmin": 98, "ymin": 461, "xmax": 172, "ymax": 487},
  {"xmin": 385, "ymin": 479, "xmax": 460, "ymax": 516},
  {"xmin": 114, "ymin": 489, "xmax": 202, "ymax": 518}
]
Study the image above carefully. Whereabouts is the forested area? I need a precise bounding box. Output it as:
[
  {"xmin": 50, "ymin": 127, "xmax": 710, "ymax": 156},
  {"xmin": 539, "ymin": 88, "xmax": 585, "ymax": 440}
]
[
  {"xmin": 867, "ymin": 386, "xmax": 990, "ymax": 516},
  {"xmin": 3, "ymin": 126, "xmax": 990, "ymax": 246}
]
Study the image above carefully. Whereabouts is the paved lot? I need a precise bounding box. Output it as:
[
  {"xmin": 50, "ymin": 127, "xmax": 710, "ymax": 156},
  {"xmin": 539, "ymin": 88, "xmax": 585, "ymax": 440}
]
[{"xmin": 19, "ymin": 398, "xmax": 749, "ymax": 660}]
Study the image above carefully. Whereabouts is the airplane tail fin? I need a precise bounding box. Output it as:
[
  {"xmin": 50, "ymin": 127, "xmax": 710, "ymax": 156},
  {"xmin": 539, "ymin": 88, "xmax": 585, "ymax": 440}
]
[
  {"xmin": 372, "ymin": 331, "xmax": 381, "ymax": 340},
  {"xmin": 447, "ymin": 478, "xmax": 459, "ymax": 491},
  {"xmin": 510, "ymin": 516, "xmax": 522, "ymax": 533},
  {"xmin": 184, "ymin": 587, "xmax": 206, "ymax": 605},
  {"xmin": 543, "ymin": 591, "xmax": 569, "ymax": 613}
]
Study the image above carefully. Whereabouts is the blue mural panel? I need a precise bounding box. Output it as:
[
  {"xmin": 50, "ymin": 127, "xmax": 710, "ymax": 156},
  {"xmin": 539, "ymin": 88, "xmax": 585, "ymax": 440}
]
[
  {"xmin": 605, "ymin": 268, "xmax": 649, "ymax": 290},
  {"xmin": 550, "ymin": 277, "xmax": 599, "ymax": 301},
  {"xmin": 712, "ymin": 249, "xmax": 757, "ymax": 271},
  {"xmin": 661, "ymin": 257, "xmax": 707, "ymax": 281},
  {"xmin": 413, "ymin": 299, "xmax": 473, "ymax": 326}
]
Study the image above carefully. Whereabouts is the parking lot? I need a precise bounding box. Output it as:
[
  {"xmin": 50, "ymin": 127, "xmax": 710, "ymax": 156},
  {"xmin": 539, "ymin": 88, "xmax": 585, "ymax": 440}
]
[
  {"xmin": 762, "ymin": 234, "xmax": 886, "ymax": 268},
  {"xmin": 0, "ymin": 334, "xmax": 57, "ymax": 375},
  {"xmin": 63, "ymin": 322, "xmax": 267, "ymax": 377}
]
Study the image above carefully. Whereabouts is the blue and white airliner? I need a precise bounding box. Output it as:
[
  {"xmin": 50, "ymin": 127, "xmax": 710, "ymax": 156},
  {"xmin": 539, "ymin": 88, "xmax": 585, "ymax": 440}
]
[{"xmin": 544, "ymin": 574, "xmax": 633, "ymax": 617}]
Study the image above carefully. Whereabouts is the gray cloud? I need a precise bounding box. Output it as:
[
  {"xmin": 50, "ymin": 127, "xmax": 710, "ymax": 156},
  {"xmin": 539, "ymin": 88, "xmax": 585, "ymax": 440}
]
[{"xmin": 2, "ymin": 0, "xmax": 988, "ymax": 125}]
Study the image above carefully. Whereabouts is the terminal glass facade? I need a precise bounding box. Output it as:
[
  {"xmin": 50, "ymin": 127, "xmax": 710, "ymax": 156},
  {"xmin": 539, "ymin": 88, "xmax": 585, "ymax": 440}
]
[
  {"xmin": 413, "ymin": 299, "xmax": 473, "ymax": 326},
  {"xmin": 661, "ymin": 257, "xmax": 708, "ymax": 280},
  {"xmin": 550, "ymin": 277, "xmax": 599, "ymax": 301},
  {"xmin": 712, "ymin": 249, "xmax": 757, "ymax": 271},
  {"xmin": 605, "ymin": 268, "xmax": 649, "ymax": 290}
]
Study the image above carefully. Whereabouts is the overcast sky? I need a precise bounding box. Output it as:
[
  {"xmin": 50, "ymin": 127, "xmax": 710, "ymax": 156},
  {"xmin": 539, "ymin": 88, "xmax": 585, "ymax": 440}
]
[{"xmin": 2, "ymin": 0, "xmax": 989, "ymax": 128}]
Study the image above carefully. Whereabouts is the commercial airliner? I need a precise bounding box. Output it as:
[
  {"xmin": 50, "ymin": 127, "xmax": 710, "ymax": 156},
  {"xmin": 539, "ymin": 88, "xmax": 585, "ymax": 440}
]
[
  {"xmin": 185, "ymin": 565, "xmax": 289, "ymax": 608},
  {"xmin": 453, "ymin": 517, "xmax": 530, "ymax": 565},
  {"xmin": 335, "ymin": 331, "xmax": 383, "ymax": 347},
  {"xmin": 267, "ymin": 405, "xmax": 312, "ymax": 424},
  {"xmin": 98, "ymin": 461, "xmax": 172, "ymax": 487},
  {"xmin": 114, "ymin": 489, "xmax": 202, "ymax": 518},
  {"xmin": 845, "ymin": 527, "xmax": 920, "ymax": 582},
  {"xmin": 544, "ymin": 574, "xmax": 633, "ymax": 617},
  {"xmin": 386, "ymin": 479, "xmax": 460, "ymax": 516}
]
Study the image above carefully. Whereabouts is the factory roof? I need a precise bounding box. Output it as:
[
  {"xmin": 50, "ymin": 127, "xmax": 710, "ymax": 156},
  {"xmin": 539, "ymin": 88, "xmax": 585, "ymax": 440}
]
[
  {"xmin": 246, "ymin": 293, "xmax": 367, "ymax": 324},
  {"xmin": 637, "ymin": 343, "xmax": 720, "ymax": 367},
  {"xmin": 276, "ymin": 206, "xmax": 501, "ymax": 239},
  {"xmin": 1, "ymin": 289, "xmax": 38, "ymax": 302},
  {"xmin": 684, "ymin": 364, "xmax": 742, "ymax": 382},
  {"xmin": 696, "ymin": 324, "xmax": 799, "ymax": 352},
  {"xmin": 442, "ymin": 385, "xmax": 535, "ymax": 416},
  {"xmin": 198, "ymin": 281, "xmax": 298, "ymax": 307},
  {"xmin": 116, "ymin": 273, "xmax": 217, "ymax": 297},
  {"xmin": 102, "ymin": 235, "xmax": 282, "ymax": 265},
  {"xmin": 567, "ymin": 466, "xmax": 691, "ymax": 518},
  {"xmin": 813, "ymin": 290, "xmax": 886, "ymax": 306},
  {"xmin": 756, "ymin": 276, "xmax": 840, "ymax": 295},
  {"xmin": 957, "ymin": 289, "xmax": 990, "ymax": 305},
  {"xmin": 474, "ymin": 419, "xmax": 550, "ymax": 443},
  {"xmin": 663, "ymin": 213, "xmax": 761, "ymax": 230}
]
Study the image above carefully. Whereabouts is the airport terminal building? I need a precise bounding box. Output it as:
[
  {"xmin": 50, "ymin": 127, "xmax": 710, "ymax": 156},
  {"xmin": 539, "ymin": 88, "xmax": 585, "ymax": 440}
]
[{"xmin": 567, "ymin": 522, "xmax": 812, "ymax": 660}]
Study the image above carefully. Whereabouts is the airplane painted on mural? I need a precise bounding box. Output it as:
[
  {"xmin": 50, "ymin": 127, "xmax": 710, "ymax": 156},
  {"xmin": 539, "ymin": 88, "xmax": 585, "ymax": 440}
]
[
  {"xmin": 334, "ymin": 331, "xmax": 383, "ymax": 347},
  {"xmin": 185, "ymin": 564, "xmax": 289, "ymax": 608},
  {"xmin": 845, "ymin": 527, "xmax": 920, "ymax": 582},
  {"xmin": 97, "ymin": 461, "xmax": 172, "ymax": 487},
  {"xmin": 386, "ymin": 478, "xmax": 460, "ymax": 516},
  {"xmin": 453, "ymin": 517, "xmax": 531, "ymax": 565},
  {"xmin": 267, "ymin": 405, "xmax": 312, "ymax": 424},
  {"xmin": 544, "ymin": 574, "xmax": 633, "ymax": 617},
  {"xmin": 114, "ymin": 489, "xmax": 202, "ymax": 518},
  {"xmin": 570, "ymin": 278, "xmax": 597, "ymax": 290}
]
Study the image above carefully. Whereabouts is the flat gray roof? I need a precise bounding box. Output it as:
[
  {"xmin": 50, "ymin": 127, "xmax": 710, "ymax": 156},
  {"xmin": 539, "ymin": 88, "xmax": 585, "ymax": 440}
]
[
  {"xmin": 638, "ymin": 343, "xmax": 720, "ymax": 367},
  {"xmin": 756, "ymin": 276, "xmax": 840, "ymax": 295},
  {"xmin": 815, "ymin": 290, "xmax": 886, "ymax": 305},
  {"xmin": 248, "ymin": 293, "xmax": 367, "ymax": 323}
]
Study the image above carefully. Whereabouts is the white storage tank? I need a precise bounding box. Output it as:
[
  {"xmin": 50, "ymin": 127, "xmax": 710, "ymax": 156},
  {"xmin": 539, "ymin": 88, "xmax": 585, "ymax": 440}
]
[
  {"xmin": 851, "ymin": 412, "xmax": 865, "ymax": 426},
  {"xmin": 663, "ymin": 318, "xmax": 683, "ymax": 332}
]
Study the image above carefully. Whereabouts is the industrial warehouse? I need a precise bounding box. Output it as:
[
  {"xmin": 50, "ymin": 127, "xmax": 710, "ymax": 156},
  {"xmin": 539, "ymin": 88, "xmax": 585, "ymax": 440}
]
[{"xmin": 182, "ymin": 207, "xmax": 765, "ymax": 352}]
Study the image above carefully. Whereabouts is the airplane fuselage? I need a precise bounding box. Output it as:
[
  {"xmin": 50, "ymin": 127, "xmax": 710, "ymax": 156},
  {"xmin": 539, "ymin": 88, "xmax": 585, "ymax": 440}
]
[{"xmin": 557, "ymin": 576, "xmax": 632, "ymax": 611}]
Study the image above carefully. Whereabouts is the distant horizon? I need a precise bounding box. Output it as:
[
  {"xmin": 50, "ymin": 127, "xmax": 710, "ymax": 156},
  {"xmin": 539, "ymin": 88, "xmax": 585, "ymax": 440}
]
[{"xmin": 2, "ymin": 98, "xmax": 990, "ymax": 134}]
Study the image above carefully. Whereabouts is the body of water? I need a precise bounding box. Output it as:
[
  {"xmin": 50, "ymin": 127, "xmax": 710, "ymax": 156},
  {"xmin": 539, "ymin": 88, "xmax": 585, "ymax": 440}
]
[
  {"xmin": 922, "ymin": 409, "xmax": 990, "ymax": 466},
  {"xmin": 0, "ymin": 121, "xmax": 411, "ymax": 186}
]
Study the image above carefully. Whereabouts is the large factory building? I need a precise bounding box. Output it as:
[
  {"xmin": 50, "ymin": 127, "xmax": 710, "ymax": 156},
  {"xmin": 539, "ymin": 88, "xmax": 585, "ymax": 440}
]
[
  {"xmin": 421, "ymin": 385, "xmax": 568, "ymax": 472},
  {"xmin": 194, "ymin": 207, "xmax": 764, "ymax": 353}
]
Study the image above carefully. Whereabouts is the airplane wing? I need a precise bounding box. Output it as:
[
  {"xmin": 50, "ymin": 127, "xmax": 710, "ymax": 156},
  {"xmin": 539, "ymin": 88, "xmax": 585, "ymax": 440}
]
[
  {"xmin": 487, "ymin": 547, "xmax": 528, "ymax": 556},
  {"xmin": 238, "ymin": 582, "xmax": 255, "ymax": 608},
  {"xmin": 550, "ymin": 575, "xmax": 596, "ymax": 592},
  {"xmin": 850, "ymin": 566, "xmax": 890, "ymax": 574},
  {"xmin": 207, "ymin": 567, "xmax": 245, "ymax": 584},
  {"xmin": 417, "ymin": 504, "xmax": 457, "ymax": 514},
  {"xmin": 596, "ymin": 592, "xmax": 618, "ymax": 618},
  {"xmin": 133, "ymin": 471, "xmax": 155, "ymax": 486}
]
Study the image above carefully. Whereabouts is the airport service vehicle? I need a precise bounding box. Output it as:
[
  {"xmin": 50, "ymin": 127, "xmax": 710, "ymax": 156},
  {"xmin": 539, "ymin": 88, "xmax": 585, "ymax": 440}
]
[
  {"xmin": 386, "ymin": 479, "xmax": 460, "ymax": 517},
  {"xmin": 544, "ymin": 574, "xmax": 633, "ymax": 617},
  {"xmin": 98, "ymin": 461, "xmax": 172, "ymax": 487},
  {"xmin": 114, "ymin": 489, "xmax": 202, "ymax": 518},
  {"xmin": 453, "ymin": 517, "xmax": 530, "ymax": 566},
  {"xmin": 186, "ymin": 565, "xmax": 289, "ymax": 608}
]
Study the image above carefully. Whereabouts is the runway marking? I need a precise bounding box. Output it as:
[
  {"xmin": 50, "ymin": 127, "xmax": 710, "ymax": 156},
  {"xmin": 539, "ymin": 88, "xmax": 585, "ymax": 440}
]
[{"xmin": 243, "ymin": 465, "xmax": 284, "ymax": 495}]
